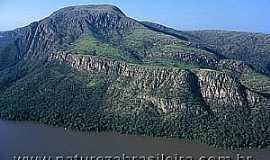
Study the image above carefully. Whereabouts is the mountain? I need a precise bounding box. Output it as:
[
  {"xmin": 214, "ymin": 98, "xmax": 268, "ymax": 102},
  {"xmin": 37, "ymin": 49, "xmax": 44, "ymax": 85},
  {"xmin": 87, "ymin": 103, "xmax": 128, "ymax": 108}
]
[{"xmin": 0, "ymin": 5, "xmax": 269, "ymax": 149}]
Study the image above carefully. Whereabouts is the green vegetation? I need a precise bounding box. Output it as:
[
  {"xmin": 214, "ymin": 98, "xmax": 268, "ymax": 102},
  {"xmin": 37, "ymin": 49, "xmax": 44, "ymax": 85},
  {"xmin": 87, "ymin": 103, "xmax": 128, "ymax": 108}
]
[
  {"xmin": 241, "ymin": 72, "xmax": 270, "ymax": 94},
  {"xmin": 68, "ymin": 35, "xmax": 130, "ymax": 61},
  {"xmin": 150, "ymin": 44, "xmax": 213, "ymax": 57},
  {"xmin": 0, "ymin": 4, "xmax": 269, "ymax": 151},
  {"xmin": 0, "ymin": 42, "xmax": 19, "ymax": 70},
  {"xmin": 0, "ymin": 63, "xmax": 269, "ymax": 149},
  {"xmin": 0, "ymin": 63, "xmax": 111, "ymax": 130},
  {"xmin": 66, "ymin": 33, "xmax": 201, "ymax": 70},
  {"xmin": 65, "ymin": 28, "xmax": 216, "ymax": 70},
  {"xmin": 121, "ymin": 28, "xmax": 215, "ymax": 58},
  {"xmin": 141, "ymin": 57, "xmax": 198, "ymax": 70},
  {"xmin": 187, "ymin": 30, "xmax": 270, "ymax": 73}
]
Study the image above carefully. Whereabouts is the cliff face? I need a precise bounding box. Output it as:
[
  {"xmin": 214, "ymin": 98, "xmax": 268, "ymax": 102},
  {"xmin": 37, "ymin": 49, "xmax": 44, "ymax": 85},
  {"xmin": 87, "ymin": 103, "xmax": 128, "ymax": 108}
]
[
  {"xmin": 196, "ymin": 69, "xmax": 247, "ymax": 109},
  {"xmin": 48, "ymin": 52, "xmax": 263, "ymax": 113},
  {"xmin": 48, "ymin": 52, "xmax": 200, "ymax": 113}
]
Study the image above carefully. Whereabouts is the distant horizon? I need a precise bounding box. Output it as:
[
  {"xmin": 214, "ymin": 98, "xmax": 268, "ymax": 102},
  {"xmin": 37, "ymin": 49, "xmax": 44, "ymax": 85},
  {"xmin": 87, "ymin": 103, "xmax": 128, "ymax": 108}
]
[{"xmin": 0, "ymin": 0, "xmax": 270, "ymax": 34}]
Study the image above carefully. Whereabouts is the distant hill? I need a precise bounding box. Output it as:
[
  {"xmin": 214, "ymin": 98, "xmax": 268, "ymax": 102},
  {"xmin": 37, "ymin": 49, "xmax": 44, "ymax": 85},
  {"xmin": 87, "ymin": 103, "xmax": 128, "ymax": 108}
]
[{"xmin": 142, "ymin": 21, "xmax": 270, "ymax": 74}]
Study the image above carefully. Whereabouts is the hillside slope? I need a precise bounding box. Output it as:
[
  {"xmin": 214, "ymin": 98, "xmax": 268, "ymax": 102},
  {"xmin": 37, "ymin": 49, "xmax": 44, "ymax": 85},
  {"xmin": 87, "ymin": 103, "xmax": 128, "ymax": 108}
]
[
  {"xmin": 141, "ymin": 21, "xmax": 270, "ymax": 74},
  {"xmin": 0, "ymin": 5, "xmax": 269, "ymax": 149}
]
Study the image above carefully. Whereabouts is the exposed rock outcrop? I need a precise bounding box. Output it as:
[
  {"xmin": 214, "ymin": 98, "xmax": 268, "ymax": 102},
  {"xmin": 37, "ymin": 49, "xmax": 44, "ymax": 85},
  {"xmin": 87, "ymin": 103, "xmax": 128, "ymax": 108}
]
[
  {"xmin": 174, "ymin": 52, "xmax": 218, "ymax": 67},
  {"xmin": 49, "ymin": 52, "xmax": 263, "ymax": 113},
  {"xmin": 218, "ymin": 59, "xmax": 255, "ymax": 74},
  {"xmin": 195, "ymin": 69, "xmax": 246, "ymax": 108}
]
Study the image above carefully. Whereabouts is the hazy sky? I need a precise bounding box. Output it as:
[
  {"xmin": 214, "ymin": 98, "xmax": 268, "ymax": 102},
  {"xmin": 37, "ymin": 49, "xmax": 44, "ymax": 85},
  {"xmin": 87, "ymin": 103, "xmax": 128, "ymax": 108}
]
[{"xmin": 0, "ymin": 0, "xmax": 269, "ymax": 33}]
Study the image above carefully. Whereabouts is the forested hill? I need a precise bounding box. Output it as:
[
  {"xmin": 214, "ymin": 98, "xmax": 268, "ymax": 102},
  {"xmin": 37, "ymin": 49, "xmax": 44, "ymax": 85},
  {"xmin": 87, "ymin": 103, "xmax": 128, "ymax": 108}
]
[
  {"xmin": 0, "ymin": 5, "xmax": 269, "ymax": 149},
  {"xmin": 142, "ymin": 21, "xmax": 270, "ymax": 74}
]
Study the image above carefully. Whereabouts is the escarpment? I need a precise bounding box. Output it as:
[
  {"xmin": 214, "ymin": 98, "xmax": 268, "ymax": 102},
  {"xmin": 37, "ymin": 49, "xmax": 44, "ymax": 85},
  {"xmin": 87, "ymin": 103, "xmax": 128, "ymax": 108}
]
[
  {"xmin": 195, "ymin": 69, "xmax": 252, "ymax": 109},
  {"xmin": 48, "ymin": 52, "xmax": 263, "ymax": 113}
]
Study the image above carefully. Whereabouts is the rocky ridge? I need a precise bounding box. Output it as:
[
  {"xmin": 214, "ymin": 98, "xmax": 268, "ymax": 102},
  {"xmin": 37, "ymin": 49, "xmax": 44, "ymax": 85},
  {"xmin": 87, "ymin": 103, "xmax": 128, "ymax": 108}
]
[{"xmin": 48, "ymin": 52, "xmax": 264, "ymax": 113}]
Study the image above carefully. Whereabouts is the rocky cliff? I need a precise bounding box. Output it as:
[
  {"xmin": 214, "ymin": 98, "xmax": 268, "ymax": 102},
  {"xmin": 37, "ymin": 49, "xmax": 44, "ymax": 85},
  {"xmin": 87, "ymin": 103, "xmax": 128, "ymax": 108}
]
[{"xmin": 48, "ymin": 52, "xmax": 264, "ymax": 113}]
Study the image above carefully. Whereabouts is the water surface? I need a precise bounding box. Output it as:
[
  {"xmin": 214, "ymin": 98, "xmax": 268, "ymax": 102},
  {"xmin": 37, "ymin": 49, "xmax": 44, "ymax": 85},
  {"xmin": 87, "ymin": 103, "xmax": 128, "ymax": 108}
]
[{"xmin": 0, "ymin": 120, "xmax": 269, "ymax": 160}]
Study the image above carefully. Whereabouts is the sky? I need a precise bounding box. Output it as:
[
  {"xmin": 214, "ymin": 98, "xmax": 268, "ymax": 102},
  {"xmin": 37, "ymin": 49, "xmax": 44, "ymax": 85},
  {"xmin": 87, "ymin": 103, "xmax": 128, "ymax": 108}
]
[{"xmin": 0, "ymin": 0, "xmax": 269, "ymax": 33}]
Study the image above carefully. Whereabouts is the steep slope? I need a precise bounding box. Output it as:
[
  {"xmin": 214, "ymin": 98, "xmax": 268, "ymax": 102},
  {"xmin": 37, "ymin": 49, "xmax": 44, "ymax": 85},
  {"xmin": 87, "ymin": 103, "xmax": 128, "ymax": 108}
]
[
  {"xmin": 0, "ymin": 31, "xmax": 21, "ymax": 70},
  {"xmin": 49, "ymin": 52, "xmax": 265, "ymax": 110},
  {"xmin": 0, "ymin": 4, "xmax": 143, "ymax": 89},
  {"xmin": 141, "ymin": 21, "xmax": 270, "ymax": 94},
  {"xmin": 0, "ymin": 5, "xmax": 269, "ymax": 149},
  {"xmin": 187, "ymin": 30, "xmax": 270, "ymax": 74},
  {"xmin": 142, "ymin": 21, "xmax": 270, "ymax": 73}
]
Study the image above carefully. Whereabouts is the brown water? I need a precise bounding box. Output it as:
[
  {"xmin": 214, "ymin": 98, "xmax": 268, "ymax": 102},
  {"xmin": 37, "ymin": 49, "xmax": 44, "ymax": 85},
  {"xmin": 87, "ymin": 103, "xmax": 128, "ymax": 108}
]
[{"xmin": 0, "ymin": 120, "xmax": 269, "ymax": 160}]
